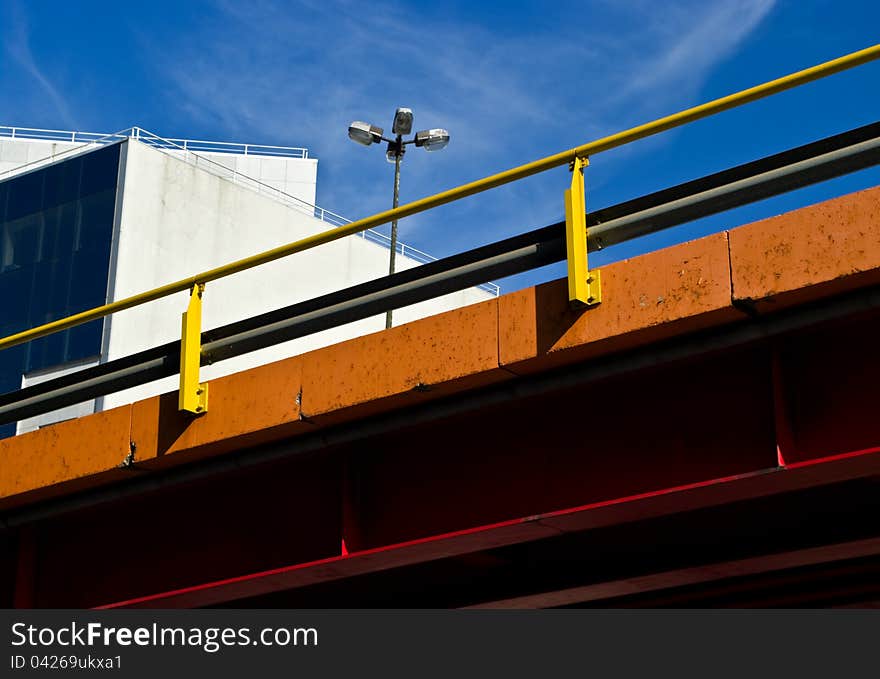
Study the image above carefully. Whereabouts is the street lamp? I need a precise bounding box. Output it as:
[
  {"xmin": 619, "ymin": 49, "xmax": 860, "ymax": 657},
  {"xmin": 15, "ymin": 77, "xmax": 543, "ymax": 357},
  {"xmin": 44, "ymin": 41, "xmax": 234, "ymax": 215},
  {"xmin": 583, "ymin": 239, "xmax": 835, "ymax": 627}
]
[{"xmin": 348, "ymin": 108, "xmax": 449, "ymax": 328}]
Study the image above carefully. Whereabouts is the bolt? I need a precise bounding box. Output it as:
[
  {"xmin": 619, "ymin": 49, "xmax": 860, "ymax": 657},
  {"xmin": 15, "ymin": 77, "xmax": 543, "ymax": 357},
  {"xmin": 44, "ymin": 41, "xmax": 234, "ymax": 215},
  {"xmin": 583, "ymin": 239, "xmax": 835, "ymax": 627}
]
[{"xmin": 119, "ymin": 442, "xmax": 136, "ymax": 469}]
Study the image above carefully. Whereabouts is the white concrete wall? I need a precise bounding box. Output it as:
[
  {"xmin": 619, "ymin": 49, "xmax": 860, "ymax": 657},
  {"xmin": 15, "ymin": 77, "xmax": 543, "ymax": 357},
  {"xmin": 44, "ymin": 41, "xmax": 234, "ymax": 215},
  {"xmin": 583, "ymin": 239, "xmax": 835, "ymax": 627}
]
[
  {"xmin": 16, "ymin": 356, "xmax": 100, "ymax": 434},
  {"xmin": 167, "ymin": 150, "xmax": 318, "ymax": 207},
  {"xmin": 0, "ymin": 138, "xmax": 90, "ymax": 179},
  {"xmin": 0, "ymin": 138, "xmax": 318, "ymax": 210},
  {"xmin": 100, "ymin": 140, "xmax": 493, "ymax": 408}
]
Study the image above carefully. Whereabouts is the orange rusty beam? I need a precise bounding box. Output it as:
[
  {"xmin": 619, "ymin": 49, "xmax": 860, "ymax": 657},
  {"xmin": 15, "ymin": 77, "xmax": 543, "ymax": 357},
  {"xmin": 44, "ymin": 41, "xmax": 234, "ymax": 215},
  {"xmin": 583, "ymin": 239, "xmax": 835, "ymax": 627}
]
[
  {"xmin": 1, "ymin": 185, "xmax": 879, "ymax": 510},
  {"xmin": 730, "ymin": 185, "xmax": 880, "ymax": 311}
]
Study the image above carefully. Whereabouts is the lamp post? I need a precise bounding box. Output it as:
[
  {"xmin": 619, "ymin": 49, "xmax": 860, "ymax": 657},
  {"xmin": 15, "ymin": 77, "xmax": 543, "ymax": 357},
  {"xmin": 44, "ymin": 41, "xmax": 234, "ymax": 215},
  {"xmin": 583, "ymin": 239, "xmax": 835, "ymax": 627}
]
[{"xmin": 348, "ymin": 108, "xmax": 449, "ymax": 328}]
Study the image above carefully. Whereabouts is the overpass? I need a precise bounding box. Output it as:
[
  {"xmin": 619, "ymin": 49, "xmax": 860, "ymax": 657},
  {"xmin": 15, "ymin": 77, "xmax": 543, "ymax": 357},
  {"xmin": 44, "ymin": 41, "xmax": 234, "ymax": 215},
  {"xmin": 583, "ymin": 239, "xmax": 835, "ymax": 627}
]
[
  {"xmin": 3, "ymin": 45, "xmax": 880, "ymax": 608},
  {"xmin": 2, "ymin": 182, "xmax": 880, "ymax": 608}
]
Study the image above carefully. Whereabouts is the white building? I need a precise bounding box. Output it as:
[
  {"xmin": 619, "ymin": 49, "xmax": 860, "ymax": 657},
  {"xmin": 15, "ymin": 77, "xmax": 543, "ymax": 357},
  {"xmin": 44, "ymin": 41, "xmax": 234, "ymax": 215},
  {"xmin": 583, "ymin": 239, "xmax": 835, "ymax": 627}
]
[{"xmin": 0, "ymin": 126, "xmax": 497, "ymax": 434}]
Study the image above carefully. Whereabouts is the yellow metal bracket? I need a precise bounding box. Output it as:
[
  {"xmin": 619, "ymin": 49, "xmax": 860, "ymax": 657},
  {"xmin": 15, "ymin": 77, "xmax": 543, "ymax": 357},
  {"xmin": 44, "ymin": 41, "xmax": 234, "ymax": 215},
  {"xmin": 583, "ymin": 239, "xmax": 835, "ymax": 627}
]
[
  {"xmin": 565, "ymin": 156, "xmax": 601, "ymax": 308},
  {"xmin": 179, "ymin": 283, "xmax": 208, "ymax": 414}
]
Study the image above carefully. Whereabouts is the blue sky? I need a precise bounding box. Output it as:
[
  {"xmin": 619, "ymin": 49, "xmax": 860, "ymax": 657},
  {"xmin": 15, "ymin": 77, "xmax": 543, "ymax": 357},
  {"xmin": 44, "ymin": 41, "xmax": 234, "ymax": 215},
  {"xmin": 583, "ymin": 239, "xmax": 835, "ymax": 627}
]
[{"xmin": 2, "ymin": 0, "xmax": 879, "ymax": 292}]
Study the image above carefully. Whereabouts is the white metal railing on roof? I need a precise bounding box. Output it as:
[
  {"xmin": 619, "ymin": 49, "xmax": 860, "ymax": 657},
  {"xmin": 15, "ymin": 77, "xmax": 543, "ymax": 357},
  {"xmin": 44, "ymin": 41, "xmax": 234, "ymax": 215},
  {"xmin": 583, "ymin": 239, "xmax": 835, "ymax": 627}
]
[
  {"xmin": 0, "ymin": 126, "xmax": 132, "ymax": 180},
  {"xmin": 0, "ymin": 125, "xmax": 308, "ymax": 157},
  {"xmin": 0, "ymin": 124, "xmax": 501, "ymax": 296}
]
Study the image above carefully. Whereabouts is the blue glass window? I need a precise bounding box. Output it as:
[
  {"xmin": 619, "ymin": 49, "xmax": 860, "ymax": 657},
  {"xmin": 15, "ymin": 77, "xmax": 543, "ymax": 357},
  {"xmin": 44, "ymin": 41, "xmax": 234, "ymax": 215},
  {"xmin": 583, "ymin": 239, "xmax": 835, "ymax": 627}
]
[{"xmin": 0, "ymin": 143, "xmax": 121, "ymax": 437}]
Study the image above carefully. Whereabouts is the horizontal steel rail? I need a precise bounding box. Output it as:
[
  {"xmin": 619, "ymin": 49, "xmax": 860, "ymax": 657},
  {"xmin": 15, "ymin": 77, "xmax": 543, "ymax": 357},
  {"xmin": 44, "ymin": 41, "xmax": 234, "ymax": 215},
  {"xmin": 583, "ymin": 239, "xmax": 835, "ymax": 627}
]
[
  {"xmin": 2, "ymin": 118, "xmax": 879, "ymax": 425},
  {"xmin": 1, "ymin": 43, "xmax": 878, "ymax": 355},
  {"xmin": 586, "ymin": 119, "xmax": 880, "ymax": 249}
]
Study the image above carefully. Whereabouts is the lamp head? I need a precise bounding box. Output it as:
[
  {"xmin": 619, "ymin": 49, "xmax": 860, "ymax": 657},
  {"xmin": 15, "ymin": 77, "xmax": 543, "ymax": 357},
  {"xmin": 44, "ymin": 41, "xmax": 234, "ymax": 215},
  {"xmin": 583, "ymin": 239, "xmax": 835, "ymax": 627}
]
[
  {"xmin": 414, "ymin": 128, "xmax": 450, "ymax": 151},
  {"xmin": 392, "ymin": 107, "xmax": 413, "ymax": 136},
  {"xmin": 386, "ymin": 141, "xmax": 405, "ymax": 163},
  {"xmin": 348, "ymin": 121, "xmax": 384, "ymax": 146}
]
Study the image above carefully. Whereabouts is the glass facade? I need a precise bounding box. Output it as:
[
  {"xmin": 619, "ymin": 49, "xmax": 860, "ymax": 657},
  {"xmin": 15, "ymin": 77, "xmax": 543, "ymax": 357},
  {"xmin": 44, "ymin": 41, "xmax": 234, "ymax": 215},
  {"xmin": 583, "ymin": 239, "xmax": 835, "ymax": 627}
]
[{"xmin": 0, "ymin": 143, "xmax": 120, "ymax": 437}]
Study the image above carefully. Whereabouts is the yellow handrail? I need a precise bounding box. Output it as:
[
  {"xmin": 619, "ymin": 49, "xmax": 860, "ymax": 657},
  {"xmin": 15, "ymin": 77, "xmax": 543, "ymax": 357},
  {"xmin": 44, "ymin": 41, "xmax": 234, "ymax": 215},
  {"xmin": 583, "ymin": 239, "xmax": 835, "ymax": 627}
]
[{"xmin": 1, "ymin": 43, "xmax": 879, "ymax": 352}]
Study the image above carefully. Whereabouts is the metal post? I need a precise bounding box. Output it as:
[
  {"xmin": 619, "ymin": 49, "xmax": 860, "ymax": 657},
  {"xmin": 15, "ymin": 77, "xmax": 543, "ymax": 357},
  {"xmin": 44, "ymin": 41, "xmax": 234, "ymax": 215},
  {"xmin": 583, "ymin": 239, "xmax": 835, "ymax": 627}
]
[
  {"xmin": 386, "ymin": 139, "xmax": 402, "ymax": 329},
  {"xmin": 179, "ymin": 283, "xmax": 208, "ymax": 414},
  {"xmin": 565, "ymin": 157, "xmax": 601, "ymax": 307}
]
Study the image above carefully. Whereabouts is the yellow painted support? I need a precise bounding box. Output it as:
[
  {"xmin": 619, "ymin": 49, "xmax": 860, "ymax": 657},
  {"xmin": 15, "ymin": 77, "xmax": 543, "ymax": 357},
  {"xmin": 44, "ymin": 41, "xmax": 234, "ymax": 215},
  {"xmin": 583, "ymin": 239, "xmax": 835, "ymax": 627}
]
[
  {"xmin": 179, "ymin": 283, "xmax": 208, "ymax": 414},
  {"xmin": 565, "ymin": 157, "xmax": 601, "ymax": 307},
  {"xmin": 0, "ymin": 44, "xmax": 878, "ymax": 352}
]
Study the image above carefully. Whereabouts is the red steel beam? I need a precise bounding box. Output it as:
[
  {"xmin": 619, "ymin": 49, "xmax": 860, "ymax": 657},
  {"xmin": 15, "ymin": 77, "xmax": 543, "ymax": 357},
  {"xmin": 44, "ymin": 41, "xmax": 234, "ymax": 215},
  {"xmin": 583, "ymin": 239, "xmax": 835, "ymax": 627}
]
[
  {"xmin": 96, "ymin": 445, "xmax": 880, "ymax": 609},
  {"xmin": 466, "ymin": 537, "xmax": 880, "ymax": 608}
]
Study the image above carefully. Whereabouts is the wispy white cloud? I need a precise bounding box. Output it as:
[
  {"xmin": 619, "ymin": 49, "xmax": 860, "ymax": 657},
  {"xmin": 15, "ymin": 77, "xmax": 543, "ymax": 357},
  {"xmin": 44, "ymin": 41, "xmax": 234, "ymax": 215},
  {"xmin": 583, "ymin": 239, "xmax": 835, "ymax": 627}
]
[
  {"xmin": 608, "ymin": 0, "xmax": 776, "ymax": 106},
  {"xmin": 2, "ymin": 1, "xmax": 77, "ymax": 128},
  {"xmin": 143, "ymin": 0, "xmax": 776, "ymax": 251}
]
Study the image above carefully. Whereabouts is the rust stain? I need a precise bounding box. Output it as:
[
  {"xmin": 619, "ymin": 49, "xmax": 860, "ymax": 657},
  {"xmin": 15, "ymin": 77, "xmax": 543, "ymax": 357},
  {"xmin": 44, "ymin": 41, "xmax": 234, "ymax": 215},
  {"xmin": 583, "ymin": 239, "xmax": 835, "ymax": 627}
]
[{"xmin": 730, "ymin": 185, "xmax": 880, "ymax": 310}]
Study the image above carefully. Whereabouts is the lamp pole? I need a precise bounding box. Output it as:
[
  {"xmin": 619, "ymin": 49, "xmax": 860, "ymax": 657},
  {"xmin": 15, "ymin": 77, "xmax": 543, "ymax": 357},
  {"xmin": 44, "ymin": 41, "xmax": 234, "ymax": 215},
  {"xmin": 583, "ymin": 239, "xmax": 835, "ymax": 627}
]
[
  {"xmin": 387, "ymin": 142, "xmax": 401, "ymax": 328},
  {"xmin": 348, "ymin": 109, "xmax": 449, "ymax": 328}
]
